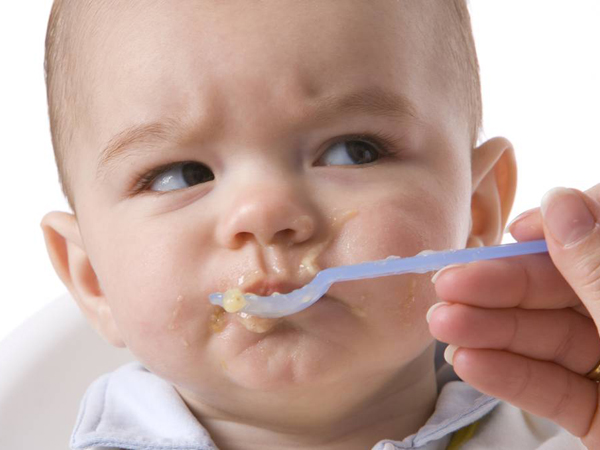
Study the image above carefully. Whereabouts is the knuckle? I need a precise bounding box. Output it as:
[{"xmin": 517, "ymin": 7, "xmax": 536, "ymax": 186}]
[
  {"xmin": 509, "ymin": 358, "xmax": 533, "ymax": 401},
  {"xmin": 547, "ymin": 370, "xmax": 573, "ymax": 421},
  {"xmin": 552, "ymin": 312, "xmax": 578, "ymax": 365},
  {"xmin": 515, "ymin": 258, "xmax": 533, "ymax": 306},
  {"xmin": 506, "ymin": 309, "xmax": 520, "ymax": 350},
  {"xmin": 572, "ymin": 244, "xmax": 600, "ymax": 295}
]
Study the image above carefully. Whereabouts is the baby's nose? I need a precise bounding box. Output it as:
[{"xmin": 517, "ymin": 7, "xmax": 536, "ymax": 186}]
[{"xmin": 215, "ymin": 184, "xmax": 318, "ymax": 249}]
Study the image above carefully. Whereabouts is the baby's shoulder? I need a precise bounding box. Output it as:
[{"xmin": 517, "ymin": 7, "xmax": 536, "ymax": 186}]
[{"xmin": 464, "ymin": 401, "xmax": 586, "ymax": 449}]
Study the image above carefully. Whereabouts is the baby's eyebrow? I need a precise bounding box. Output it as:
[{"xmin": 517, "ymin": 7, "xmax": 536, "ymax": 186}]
[
  {"xmin": 96, "ymin": 87, "xmax": 418, "ymax": 180},
  {"xmin": 313, "ymin": 87, "xmax": 419, "ymax": 124},
  {"xmin": 96, "ymin": 120, "xmax": 183, "ymax": 181}
]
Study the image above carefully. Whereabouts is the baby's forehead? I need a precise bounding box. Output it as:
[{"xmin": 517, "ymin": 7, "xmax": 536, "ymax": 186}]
[
  {"xmin": 85, "ymin": 2, "xmax": 444, "ymax": 132},
  {"xmin": 81, "ymin": 0, "xmax": 449, "ymax": 108},
  {"xmin": 49, "ymin": 0, "xmax": 476, "ymax": 193},
  {"xmin": 82, "ymin": 0, "xmax": 443, "ymax": 69}
]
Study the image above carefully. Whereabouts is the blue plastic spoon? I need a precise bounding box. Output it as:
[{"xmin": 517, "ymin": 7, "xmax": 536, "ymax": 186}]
[{"xmin": 209, "ymin": 239, "xmax": 548, "ymax": 318}]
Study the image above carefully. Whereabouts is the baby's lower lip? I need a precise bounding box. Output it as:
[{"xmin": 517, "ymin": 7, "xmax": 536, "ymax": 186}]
[
  {"xmin": 235, "ymin": 312, "xmax": 281, "ymax": 334},
  {"xmin": 229, "ymin": 294, "xmax": 339, "ymax": 334}
]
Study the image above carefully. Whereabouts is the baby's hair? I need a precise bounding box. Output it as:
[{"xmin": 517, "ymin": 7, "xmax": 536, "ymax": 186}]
[
  {"xmin": 45, "ymin": 0, "xmax": 103, "ymax": 211},
  {"xmin": 44, "ymin": 0, "xmax": 481, "ymax": 211},
  {"xmin": 434, "ymin": 0, "xmax": 482, "ymax": 147}
]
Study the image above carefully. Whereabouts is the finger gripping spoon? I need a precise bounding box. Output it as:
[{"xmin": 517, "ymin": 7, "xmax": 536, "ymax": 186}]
[{"xmin": 209, "ymin": 239, "xmax": 548, "ymax": 319}]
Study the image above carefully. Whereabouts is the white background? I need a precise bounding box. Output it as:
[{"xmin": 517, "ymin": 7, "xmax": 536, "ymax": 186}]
[{"xmin": 0, "ymin": 1, "xmax": 599, "ymax": 341}]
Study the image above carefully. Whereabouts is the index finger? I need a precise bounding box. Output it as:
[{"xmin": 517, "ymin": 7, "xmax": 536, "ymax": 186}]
[{"xmin": 432, "ymin": 253, "xmax": 581, "ymax": 310}]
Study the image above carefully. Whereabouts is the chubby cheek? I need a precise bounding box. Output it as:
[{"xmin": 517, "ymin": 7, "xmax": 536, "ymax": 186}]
[
  {"xmin": 326, "ymin": 186, "xmax": 469, "ymax": 272},
  {"xmin": 366, "ymin": 188, "xmax": 463, "ymax": 248},
  {"xmin": 93, "ymin": 226, "xmax": 216, "ymax": 377},
  {"xmin": 325, "ymin": 190, "xmax": 470, "ymax": 360},
  {"xmin": 331, "ymin": 272, "xmax": 436, "ymax": 367}
]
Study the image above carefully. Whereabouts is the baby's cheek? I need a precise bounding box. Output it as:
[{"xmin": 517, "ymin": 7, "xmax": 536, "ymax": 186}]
[
  {"xmin": 114, "ymin": 293, "xmax": 216, "ymax": 375},
  {"xmin": 360, "ymin": 274, "xmax": 437, "ymax": 358},
  {"xmin": 365, "ymin": 274, "xmax": 435, "ymax": 325},
  {"xmin": 330, "ymin": 200, "xmax": 449, "ymax": 262},
  {"xmin": 100, "ymin": 259, "xmax": 210, "ymax": 354}
]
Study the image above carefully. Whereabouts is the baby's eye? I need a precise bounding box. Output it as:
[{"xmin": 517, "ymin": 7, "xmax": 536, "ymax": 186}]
[
  {"xmin": 317, "ymin": 138, "xmax": 385, "ymax": 166},
  {"xmin": 148, "ymin": 162, "xmax": 215, "ymax": 192}
]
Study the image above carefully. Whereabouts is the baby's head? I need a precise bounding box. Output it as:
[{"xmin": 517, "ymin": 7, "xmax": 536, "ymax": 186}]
[{"xmin": 42, "ymin": 0, "xmax": 516, "ymax": 431}]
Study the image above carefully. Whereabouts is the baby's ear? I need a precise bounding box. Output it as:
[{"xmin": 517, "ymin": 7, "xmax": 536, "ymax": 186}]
[
  {"xmin": 467, "ymin": 137, "xmax": 517, "ymax": 248},
  {"xmin": 40, "ymin": 212, "xmax": 125, "ymax": 348}
]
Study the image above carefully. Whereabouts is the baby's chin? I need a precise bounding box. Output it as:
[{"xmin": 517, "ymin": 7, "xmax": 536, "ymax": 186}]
[{"xmin": 209, "ymin": 295, "xmax": 368, "ymax": 391}]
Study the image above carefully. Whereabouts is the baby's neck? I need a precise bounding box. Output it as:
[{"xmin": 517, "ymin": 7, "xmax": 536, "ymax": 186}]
[{"xmin": 186, "ymin": 347, "xmax": 438, "ymax": 450}]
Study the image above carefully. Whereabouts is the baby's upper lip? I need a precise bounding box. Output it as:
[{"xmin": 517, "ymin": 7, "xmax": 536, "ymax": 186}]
[{"xmin": 241, "ymin": 278, "xmax": 304, "ymax": 297}]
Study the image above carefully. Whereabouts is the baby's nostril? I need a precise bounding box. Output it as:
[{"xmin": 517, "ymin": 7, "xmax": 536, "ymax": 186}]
[
  {"xmin": 273, "ymin": 229, "xmax": 296, "ymax": 246},
  {"xmin": 232, "ymin": 232, "xmax": 253, "ymax": 247}
]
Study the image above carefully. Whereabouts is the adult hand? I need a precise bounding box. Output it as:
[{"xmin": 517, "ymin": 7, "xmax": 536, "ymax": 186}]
[{"xmin": 427, "ymin": 184, "xmax": 600, "ymax": 449}]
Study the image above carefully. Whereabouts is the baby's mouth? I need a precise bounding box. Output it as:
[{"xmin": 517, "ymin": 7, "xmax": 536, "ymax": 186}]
[
  {"xmin": 216, "ymin": 278, "xmax": 306, "ymax": 334},
  {"xmin": 243, "ymin": 278, "xmax": 305, "ymax": 297},
  {"xmin": 213, "ymin": 208, "xmax": 361, "ymax": 333}
]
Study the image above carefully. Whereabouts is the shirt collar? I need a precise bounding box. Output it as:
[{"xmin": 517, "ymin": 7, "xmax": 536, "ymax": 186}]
[
  {"xmin": 71, "ymin": 361, "xmax": 499, "ymax": 450},
  {"xmin": 71, "ymin": 362, "xmax": 218, "ymax": 450}
]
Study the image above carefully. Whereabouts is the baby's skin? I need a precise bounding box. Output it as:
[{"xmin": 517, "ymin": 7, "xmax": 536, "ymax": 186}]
[{"xmin": 39, "ymin": 0, "xmax": 600, "ymax": 449}]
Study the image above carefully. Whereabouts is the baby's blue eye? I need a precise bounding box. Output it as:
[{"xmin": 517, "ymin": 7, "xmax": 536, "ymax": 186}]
[
  {"xmin": 318, "ymin": 139, "xmax": 382, "ymax": 166},
  {"xmin": 149, "ymin": 162, "xmax": 215, "ymax": 192}
]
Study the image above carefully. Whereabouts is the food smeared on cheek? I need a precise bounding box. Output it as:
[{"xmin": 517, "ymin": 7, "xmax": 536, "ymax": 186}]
[
  {"xmin": 167, "ymin": 295, "xmax": 184, "ymax": 331},
  {"xmin": 299, "ymin": 244, "xmax": 326, "ymax": 276},
  {"xmin": 406, "ymin": 277, "xmax": 417, "ymax": 305},
  {"xmin": 165, "ymin": 295, "xmax": 193, "ymax": 347},
  {"xmin": 396, "ymin": 275, "xmax": 428, "ymax": 326},
  {"xmin": 299, "ymin": 209, "xmax": 359, "ymax": 276},
  {"xmin": 349, "ymin": 304, "xmax": 367, "ymax": 317}
]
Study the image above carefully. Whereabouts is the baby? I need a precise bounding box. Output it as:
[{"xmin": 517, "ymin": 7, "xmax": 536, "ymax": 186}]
[{"xmin": 40, "ymin": 0, "xmax": 590, "ymax": 449}]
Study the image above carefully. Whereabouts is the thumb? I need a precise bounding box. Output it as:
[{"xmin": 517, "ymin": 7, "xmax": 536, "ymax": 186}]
[{"xmin": 541, "ymin": 187, "xmax": 600, "ymax": 318}]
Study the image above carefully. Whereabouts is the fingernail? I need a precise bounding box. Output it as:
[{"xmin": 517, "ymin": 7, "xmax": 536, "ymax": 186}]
[
  {"xmin": 505, "ymin": 208, "xmax": 538, "ymax": 234},
  {"xmin": 431, "ymin": 264, "xmax": 465, "ymax": 284},
  {"xmin": 541, "ymin": 187, "xmax": 596, "ymax": 247},
  {"xmin": 444, "ymin": 344, "xmax": 459, "ymax": 365},
  {"xmin": 426, "ymin": 301, "xmax": 450, "ymax": 323}
]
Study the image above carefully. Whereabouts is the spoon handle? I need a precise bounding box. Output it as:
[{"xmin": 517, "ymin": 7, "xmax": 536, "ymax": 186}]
[{"xmin": 320, "ymin": 239, "xmax": 549, "ymax": 285}]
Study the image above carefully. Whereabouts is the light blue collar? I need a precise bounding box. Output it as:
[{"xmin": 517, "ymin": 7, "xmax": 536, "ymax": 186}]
[
  {"xmin": 71, "ymin": 362, "xmax": 218, "ymax": 450},
  {"xmin": 71, "ymin": 362, "xmax": 499, "ymax": 450}
]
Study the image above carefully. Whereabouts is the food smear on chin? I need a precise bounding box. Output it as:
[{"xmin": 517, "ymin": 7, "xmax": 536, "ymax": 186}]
[
  {"xmin": 214, "ymin": 290, "xmax": 280, "ymax": 334},
  {"xmin": 236, "ymin": 311, "xmax": 280, "ymax": 333},
  {"xmin": 210, "ymin": 306, "xmax": 227, "ymax": 333}
]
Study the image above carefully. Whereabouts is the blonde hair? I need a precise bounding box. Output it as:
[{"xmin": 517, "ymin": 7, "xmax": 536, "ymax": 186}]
[{"xmin": 45, "ymin": 0, "xmax": 482, "ymax": 210}]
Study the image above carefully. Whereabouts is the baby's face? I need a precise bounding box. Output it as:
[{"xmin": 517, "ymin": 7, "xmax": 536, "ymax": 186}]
[{"xmin": 71, "ymin": 0, "xmax": 473, "ymax": 411}]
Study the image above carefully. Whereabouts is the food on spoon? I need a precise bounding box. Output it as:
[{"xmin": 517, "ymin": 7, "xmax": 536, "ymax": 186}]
[{"xmin": 222, "ymin": 288, "xmax": 247, "ymax": 313}]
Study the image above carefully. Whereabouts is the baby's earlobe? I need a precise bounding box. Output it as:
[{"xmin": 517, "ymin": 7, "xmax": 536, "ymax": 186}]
[{"xmin": 465, "ymin": 235, "xmax": 485, "ymax": 249}]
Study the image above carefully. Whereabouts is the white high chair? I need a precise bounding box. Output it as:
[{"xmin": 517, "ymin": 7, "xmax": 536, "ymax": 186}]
[{"xmin": 0, "ymin": 294, "xmax": 133, "ymax": 450}]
